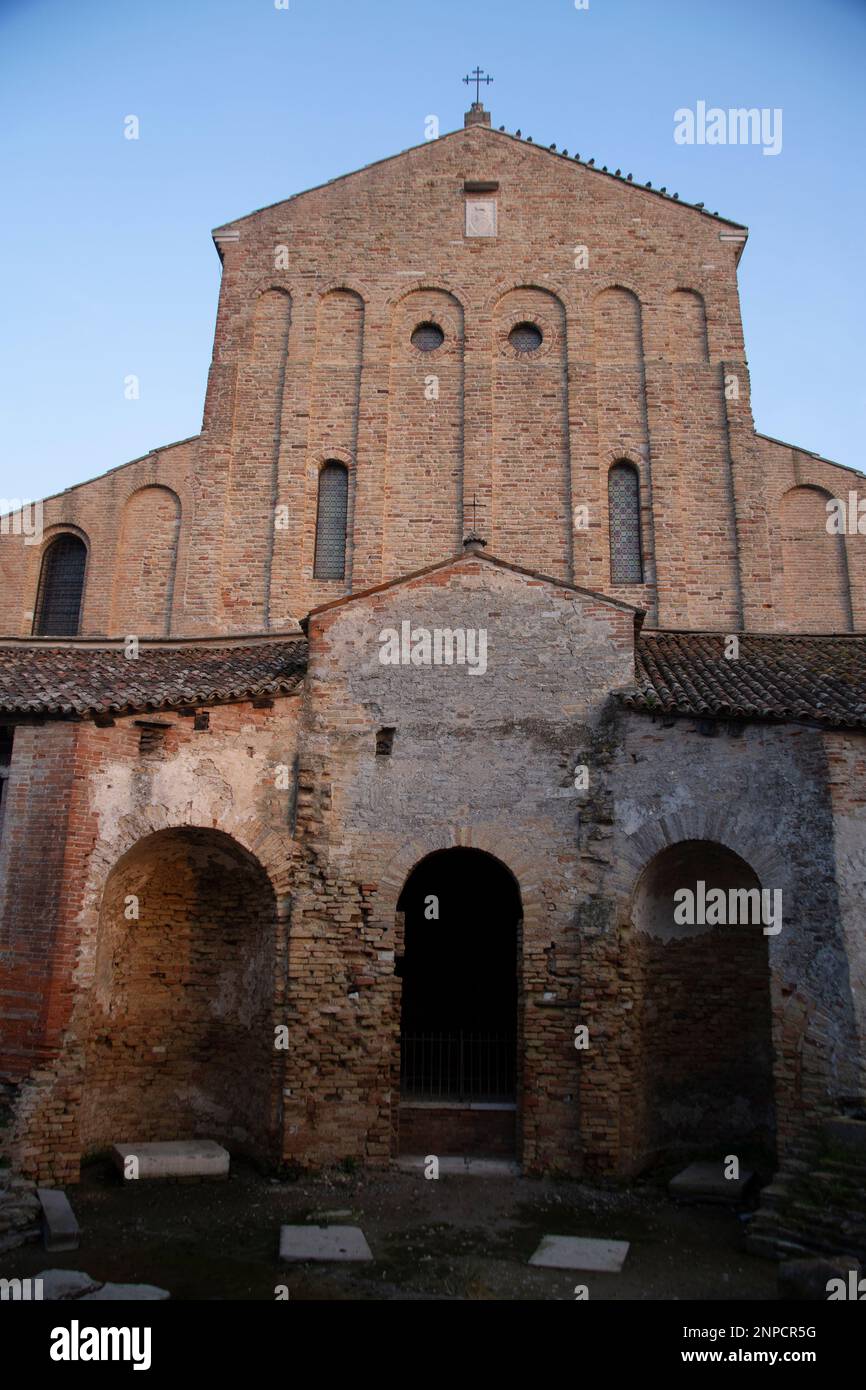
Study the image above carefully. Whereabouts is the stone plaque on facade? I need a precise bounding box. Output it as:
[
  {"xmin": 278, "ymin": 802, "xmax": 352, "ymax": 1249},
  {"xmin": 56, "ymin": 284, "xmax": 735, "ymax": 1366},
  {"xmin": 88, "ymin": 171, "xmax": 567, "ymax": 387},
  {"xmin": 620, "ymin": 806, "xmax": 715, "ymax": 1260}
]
[{"xmin": 465, "ymin": 198, "xmax": 497, "ymax": 237}]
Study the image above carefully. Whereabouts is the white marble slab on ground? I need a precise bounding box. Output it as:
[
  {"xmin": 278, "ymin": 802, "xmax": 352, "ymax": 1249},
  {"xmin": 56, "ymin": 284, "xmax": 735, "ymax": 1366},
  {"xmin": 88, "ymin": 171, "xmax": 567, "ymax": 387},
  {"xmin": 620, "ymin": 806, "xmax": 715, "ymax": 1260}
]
[
  {"xmin": 279, "ymin": 1225, "xmax": 373, "ymax": 1262},
  {"xmin": 668, "ymin": 1161, "xmax": 754, "ymax": 1201},
  {"xmin": 529, "ymin": 1235, "xmax": 630, "ymax": 1272},
  {"xmin": 111, "ymin": 1140, "xmax": 229, "ymax": 1179}
]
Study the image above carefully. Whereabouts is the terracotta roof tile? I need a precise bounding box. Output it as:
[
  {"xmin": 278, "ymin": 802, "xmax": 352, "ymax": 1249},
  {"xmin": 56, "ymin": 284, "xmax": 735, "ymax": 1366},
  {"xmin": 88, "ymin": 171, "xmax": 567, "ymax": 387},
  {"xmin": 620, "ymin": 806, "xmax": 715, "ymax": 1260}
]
[
  {"xmin": 1, "ymin": 630, "xmax": 864, "ymax": 730},
  {"xmin": 622, "ymin": 631, "xmax": 866, "ymax": 729},
  {"xmin": 0, "ymin": 639, "xmax": 307, "ymax": 717}
]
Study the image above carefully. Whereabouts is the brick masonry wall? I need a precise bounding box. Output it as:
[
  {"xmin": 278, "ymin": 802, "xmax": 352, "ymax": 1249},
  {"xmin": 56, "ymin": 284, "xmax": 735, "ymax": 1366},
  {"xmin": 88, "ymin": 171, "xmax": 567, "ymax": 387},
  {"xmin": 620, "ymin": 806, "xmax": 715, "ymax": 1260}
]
[
  {"xmin": 1, "ymin": 122, "xmax": 861, "ymax": 638},
  {"xmin": 1, "ymin": 570, "xmax": 862, "ymax": 1180},
  {"xmin": 79, "ymin": 827, "xmax": 279, "ymax": 1158},
  {"xmin": 398, "ymin": 1106, "xmax": 516, "ymax": 1158},
  {"xmin": 288, "ymin": 553, "xmax": 639, "ymax": 1176},
  {"xmin": 823, "ymin": 730, "xmax": 866, "ymax": 1101},
  {"xmin": 611, "ymin": 713, "xmax": 863, "ymax": 1171},
  {"xmin": 1, "ymin": 699, "xmax": 299, "ymax": 1182}
]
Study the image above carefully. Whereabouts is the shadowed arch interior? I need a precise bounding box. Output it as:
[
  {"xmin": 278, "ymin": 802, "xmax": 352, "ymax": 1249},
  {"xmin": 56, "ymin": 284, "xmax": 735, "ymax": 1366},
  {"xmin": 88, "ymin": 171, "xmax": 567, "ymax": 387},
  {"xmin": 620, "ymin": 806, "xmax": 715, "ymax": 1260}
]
[
  {"xmin": 631, "ymin": 839, "xmax": 776, "ymax": 1168},
  {"xmin": 397, "ymin": 848, "xmax": 520, "ymax": 1103}
]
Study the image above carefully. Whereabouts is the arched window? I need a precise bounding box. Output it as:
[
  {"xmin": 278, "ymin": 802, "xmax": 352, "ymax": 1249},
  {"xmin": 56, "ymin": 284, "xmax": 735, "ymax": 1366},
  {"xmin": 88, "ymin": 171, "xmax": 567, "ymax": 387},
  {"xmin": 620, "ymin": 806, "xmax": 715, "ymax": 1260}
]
[
  {"xmin": 313, "ymin": 462, "xmax": 349, "ymax": 580},
  {"xmin": 608, "ymin": 462, "xmax": 643, "ymax": 584},
  {"xmin": 33, "ymin": 533, "xmax": 87, "ymax": 635}
]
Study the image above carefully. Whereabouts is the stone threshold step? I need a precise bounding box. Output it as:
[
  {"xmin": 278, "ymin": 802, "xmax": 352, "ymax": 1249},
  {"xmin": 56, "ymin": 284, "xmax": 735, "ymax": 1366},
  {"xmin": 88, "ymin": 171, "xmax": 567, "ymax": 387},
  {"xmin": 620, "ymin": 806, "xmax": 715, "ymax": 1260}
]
[{"xmin": 396, "ymin": 1155, "xmax": 519, "ymax": 1177}]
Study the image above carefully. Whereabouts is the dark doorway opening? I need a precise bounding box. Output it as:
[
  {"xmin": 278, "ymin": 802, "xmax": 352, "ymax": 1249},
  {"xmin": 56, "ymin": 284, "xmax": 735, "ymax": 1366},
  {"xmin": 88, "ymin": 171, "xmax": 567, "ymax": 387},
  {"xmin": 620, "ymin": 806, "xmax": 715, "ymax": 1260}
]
[{"xmin": 397, "ymin": 848, "xmax": 520, "ymax": 1104}]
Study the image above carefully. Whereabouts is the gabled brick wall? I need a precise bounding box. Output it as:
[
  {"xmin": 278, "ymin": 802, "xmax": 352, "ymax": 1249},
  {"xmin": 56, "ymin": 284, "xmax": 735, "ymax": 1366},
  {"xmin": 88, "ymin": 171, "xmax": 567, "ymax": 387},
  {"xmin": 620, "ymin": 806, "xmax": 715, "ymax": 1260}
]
[{"xmin": 1, "ymin": 121, "xmax": 861, "ymax": 639}]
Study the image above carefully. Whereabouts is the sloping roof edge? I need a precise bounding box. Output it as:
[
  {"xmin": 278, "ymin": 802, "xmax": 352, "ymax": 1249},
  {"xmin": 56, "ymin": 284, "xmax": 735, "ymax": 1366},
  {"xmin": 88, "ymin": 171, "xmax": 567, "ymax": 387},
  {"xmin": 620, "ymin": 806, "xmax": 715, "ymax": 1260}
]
[{"xmin": 212, "ymin": 121, "xmax": 747, "ymax": 245}]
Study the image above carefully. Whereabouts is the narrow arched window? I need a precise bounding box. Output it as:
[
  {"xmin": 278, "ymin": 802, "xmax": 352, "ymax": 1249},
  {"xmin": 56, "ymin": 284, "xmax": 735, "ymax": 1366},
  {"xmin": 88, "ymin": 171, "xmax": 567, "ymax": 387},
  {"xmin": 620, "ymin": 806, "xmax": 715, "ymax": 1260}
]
[
  {"xmin": 33, "ymin": 534, "xmax": 87, "ymax": 635},
  {"xmin": 313, "ymin": 462, "xmax": 349, "ymax": 580},
  {"xmin": 608, "ymin": 462, "xmax": 643, "ymax": 584}
]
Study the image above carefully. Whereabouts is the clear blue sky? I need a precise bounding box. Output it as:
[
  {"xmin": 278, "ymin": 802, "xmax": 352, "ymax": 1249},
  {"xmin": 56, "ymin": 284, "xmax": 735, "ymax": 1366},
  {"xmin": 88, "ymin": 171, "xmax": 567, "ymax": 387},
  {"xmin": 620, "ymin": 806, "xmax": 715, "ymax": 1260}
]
[{"xmin": 1, "ymin": 0, "xmax": 864, "ymax": 502}]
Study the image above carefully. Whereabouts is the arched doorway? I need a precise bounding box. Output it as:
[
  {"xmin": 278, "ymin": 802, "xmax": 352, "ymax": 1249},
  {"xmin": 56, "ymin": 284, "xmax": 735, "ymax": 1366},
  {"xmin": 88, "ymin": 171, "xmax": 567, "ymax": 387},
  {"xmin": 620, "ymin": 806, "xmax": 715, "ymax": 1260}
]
[
  {"xmin": 80, "ymin": 828, "xmax": 279, "ymax": 1163},
  {"xmin": 631, "ymin": 839, "xmax": 776, "ymax": 1169},
  {"xmin": 396, "ymin": 848, "xmax": 521, "ymax": 1159}
]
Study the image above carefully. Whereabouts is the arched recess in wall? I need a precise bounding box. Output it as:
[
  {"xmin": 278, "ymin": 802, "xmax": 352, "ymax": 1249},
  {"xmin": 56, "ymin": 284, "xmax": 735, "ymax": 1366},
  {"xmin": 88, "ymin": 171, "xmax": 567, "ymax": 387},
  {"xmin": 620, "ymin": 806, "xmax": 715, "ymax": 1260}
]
[
  {"xmin": 249, "ymin": 286, "xmax": 292, "ymax": 497},
  {"xmin": 224, "ymin": 288, "xmax": 292, "ymax": 628},
  {"xmin": 310, "ymin": 289, "xmax": 364, "ymax": 456},
  {"xmin": 492, "ymin": 286, "xmax": 570, "ymax": 576},
  {"xmin": 630, "ymin": 839, "xmax": 776, "ymax": 1167},
  {"xmin": 79, "ymin": 827, "xmax": 280, "ymax": 1162},
  {"xmin": 33, "ymin": 531, "xmax": 88, "ymax": 636},
  {"xmin": 780, "ymin": 484, "xmax": 852, "ymax": 632},
  {"xmin": 593, "ymin": 285, "xmax": 643, "ymax": 363},
  {"xmin": 110, "ymin": 486, "xmax": 181, "ymax": 637},
  {"xmin": 384, "ymin": 287, "xmax": 464, "ymax": 574},
  {"xmin": 667, "ymin": 289, "xmax": 709, "ymax": 363},
  {"xmin": 313, "ymin": 461, "xmax": 350, "ymax": 580},
  {"xmin": 608, "ymin": 461, "xmax": 643, "ymax": 583}
]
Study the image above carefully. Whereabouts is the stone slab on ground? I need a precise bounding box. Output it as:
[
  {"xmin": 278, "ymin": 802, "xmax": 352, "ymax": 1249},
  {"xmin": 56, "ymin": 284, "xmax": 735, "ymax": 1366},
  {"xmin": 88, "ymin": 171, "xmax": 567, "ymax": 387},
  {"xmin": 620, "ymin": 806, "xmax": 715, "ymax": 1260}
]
[
  {"xmin": 37, "ymin": 1187, "xmax": 80, "ymax": 1251},
  {"xmin": 530, "ymin": 1235, "xmax": 629, "ymax": 1272},
  {"xmin": 79, "ymin": 1282, "xmax": 171, "ymax": 1301},
  {"xmin": 37, "ymin": 1270, "xmax": 104, "ymax": 1300},
  {"xmin": 669, "ymin": 1161, "xmax": 754, "ymax": 1202},
  {"xmin": 111, "ymin": 1140, "xmax": 229, "ymax": 1180},
  {"xmin": 37, "ymin": 1268, "xmax": 170, "ymax": 1300},
  {"xmin": 396, "ymin": 1155, "xmax": 519, "ymax": 1177},
  {"xmin": 279, "ymin": 1225, "xmax": 373, "ymax": 1262}
]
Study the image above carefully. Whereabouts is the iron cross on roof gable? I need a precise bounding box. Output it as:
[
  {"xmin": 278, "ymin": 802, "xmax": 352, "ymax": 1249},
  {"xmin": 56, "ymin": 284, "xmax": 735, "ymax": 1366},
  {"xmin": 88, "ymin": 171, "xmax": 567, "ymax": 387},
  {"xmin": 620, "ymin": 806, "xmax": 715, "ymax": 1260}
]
[{"xmin": 463, "ymin": 67, "xmax": 493, "ymax": 104}]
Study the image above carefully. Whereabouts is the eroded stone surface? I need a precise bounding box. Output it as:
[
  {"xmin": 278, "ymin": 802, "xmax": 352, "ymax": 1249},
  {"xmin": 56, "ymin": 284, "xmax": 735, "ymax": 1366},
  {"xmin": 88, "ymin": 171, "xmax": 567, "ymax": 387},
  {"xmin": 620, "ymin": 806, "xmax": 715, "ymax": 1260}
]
[{"xmin": 279, "ymin": 1225, "xmax": 373, "ymax": 1262}]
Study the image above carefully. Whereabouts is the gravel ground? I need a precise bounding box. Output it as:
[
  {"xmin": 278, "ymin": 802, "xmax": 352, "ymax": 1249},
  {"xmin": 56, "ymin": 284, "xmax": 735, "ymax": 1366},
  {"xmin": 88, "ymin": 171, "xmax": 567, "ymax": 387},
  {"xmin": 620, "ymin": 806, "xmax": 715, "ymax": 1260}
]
[{"xmin": 1, "ymin": 1157, "xmax": 779, "ymax": 1301}]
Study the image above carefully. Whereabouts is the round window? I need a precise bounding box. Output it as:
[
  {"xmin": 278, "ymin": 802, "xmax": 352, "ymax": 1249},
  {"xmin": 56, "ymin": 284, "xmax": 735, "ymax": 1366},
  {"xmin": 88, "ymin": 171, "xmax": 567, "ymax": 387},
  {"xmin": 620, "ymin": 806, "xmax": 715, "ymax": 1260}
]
[
  {"xmin": 411, "ymin": 322, "xmax": 445, "ymax": 352},
  {"xmin": 509, "ymin": 322, "xmax": 543, "ymax": 353}
]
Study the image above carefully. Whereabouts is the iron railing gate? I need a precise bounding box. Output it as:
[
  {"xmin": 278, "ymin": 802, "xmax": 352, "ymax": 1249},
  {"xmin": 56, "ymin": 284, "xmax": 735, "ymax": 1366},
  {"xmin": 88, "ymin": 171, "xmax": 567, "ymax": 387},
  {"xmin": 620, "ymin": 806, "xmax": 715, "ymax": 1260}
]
[{"xmin": 399, "ymin": 1031, "xmax": 515, "ymax": 1102}]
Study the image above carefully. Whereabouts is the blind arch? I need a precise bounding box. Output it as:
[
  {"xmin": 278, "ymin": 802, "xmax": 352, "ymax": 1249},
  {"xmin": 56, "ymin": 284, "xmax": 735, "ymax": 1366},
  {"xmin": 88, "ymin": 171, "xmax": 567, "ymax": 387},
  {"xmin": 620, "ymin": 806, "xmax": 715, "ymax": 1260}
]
[
  {"xmin": 313, "ymin": 462, "xmax": 349, "ymax": 580},
  {"xmin": 33, "ymin": 533, "xmax": 87, "ymax": 635},
  {"xmin": 608, "ymin": 462, "xmax": 643, "ymax": 584}
]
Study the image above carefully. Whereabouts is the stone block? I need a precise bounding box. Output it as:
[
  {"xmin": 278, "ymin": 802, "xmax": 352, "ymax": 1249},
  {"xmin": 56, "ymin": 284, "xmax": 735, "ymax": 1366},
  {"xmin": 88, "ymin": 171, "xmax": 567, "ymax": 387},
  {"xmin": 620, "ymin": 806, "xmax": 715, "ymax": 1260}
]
[
  {"xmin": 279, "ymin": 1224, "xmax": 373, "ymax": 1262},
  {"xmin": 37, "ymin": 1269, "xmax": 101, "ymax": 1300},
  {"xmin": 111, "ymin": 1140, "xmax": 229, "ymax": 1180},
  {"xmin": 669, "ymin": 1161, "xmax": 755, "ymax": 1202},
  {"xmin": 37, "ymin": 1187, "xmax": 80, "ymax": 1251},
  {"xmin": 529, "ymin": 1235, "xmax": 629, "ymax": 1272}
]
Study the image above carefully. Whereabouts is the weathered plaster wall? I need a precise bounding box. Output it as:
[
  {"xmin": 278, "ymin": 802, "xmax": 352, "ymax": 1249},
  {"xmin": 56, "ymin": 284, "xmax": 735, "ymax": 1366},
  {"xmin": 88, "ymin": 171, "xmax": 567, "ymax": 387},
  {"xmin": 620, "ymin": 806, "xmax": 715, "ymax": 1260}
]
[
  {"xmin": 3, "ymin": 698, "xmax": 300, "ymax": 1182},
  {"xmin": 286, "ymin": 553, "xmax": 637, "ymax": 1173},
  {"xmin": 610, "ymin": 713, "xmax": 862, "ymax": 1167}
]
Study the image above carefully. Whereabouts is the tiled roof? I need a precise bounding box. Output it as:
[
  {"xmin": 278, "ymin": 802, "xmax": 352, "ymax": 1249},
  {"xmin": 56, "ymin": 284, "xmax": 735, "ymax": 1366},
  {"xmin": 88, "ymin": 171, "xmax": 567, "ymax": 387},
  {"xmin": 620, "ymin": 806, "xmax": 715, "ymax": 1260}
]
[
  {"xmin": 1, "ymin": 631, "xmax": 864, "ymax": 730},
  {"xmin": 623, "ymin": 631, "xmax": 866, "ymax": 729},
  {"xmin": 0, "ymin": 639, "xmax": 307, "ymax": 717}
]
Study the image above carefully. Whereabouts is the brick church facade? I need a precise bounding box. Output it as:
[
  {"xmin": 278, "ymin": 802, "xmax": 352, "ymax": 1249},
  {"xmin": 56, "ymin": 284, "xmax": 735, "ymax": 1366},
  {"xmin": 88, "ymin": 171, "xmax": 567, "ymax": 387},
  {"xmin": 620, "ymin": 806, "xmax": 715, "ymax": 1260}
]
[{"xmin": 1, "ymin": 104, "xmax": 864, "ymax": 1190}]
